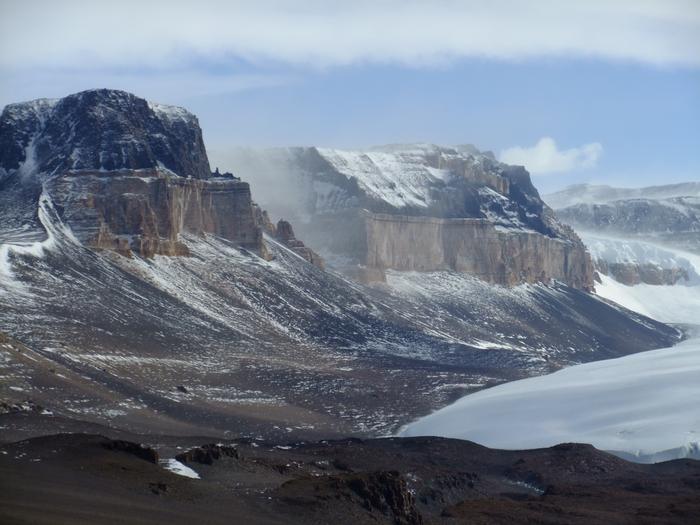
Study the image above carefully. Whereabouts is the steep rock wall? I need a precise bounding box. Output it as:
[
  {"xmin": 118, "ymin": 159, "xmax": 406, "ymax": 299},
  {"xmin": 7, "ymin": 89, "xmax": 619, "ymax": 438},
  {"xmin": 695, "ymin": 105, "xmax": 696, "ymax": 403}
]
[
  {"xmin": 365, "ymin": 213, "xmax": 595, "ymax": 290},
  {"xmin": 48, "ymin": 170, "xmax": 262, "ymax": 257}
]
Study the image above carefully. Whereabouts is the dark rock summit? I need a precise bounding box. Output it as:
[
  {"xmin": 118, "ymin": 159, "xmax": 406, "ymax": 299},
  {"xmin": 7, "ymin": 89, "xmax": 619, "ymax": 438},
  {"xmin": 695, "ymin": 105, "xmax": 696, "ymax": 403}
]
[
  {"xmin": 0, "ymin": 89, "xmax": 210, "ymax": 179},
  {"xmin": 0, "ymin": 89, "xmax": 263, "ymax": 257}
]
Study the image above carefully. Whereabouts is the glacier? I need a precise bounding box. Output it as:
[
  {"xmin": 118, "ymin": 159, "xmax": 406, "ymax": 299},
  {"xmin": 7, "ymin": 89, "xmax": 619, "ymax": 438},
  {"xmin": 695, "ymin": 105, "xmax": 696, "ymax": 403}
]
[
  {"xmin": 401, "ymin": 232, "xmax": 700, "ymax": 462},
  {"xmin": 401, "ymin": 334, "xmax": 700, "ymax": 463}
]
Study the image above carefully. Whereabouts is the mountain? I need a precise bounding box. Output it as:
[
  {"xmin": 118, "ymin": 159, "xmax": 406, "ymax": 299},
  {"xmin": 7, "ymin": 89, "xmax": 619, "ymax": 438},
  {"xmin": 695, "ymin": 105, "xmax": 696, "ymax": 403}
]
[
  {"xmin": 0, "ymin": 89, "xmax": 261, "ymax": 258},
  {"xmin": 230, "ymin": 145, "xmax": 595, "ymax": 290},
  {"xmin": 0, "ymin": 90, "xmax": 680, "ymax": 441},
  {"xmin": 545, "ymin": 183, "xmax": 700, "ymax": 288},
  {"xmin": 544, "ymin": 182, "xmax": 700, "ymax": 209}
]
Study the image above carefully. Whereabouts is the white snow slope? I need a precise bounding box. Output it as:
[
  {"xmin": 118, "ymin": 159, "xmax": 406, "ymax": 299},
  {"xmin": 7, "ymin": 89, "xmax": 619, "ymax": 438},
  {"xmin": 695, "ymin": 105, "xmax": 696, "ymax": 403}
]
[{"xmin": 401, "ymin": 233, "xmax": 700, "ymax": 463}]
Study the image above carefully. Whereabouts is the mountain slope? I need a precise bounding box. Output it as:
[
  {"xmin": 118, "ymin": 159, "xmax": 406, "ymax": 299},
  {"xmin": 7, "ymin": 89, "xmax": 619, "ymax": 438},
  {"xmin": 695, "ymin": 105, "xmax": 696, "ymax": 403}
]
[{"xmin": 0, "ymin": 91, "xmax": 681, "ymax": 439}]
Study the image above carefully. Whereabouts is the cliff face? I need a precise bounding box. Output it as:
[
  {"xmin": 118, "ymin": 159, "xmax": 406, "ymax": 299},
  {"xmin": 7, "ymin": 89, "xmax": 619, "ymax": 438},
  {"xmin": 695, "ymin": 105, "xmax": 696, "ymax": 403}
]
[
  {"xmin": 0, "ymin": 89, "xmax": 262, "ymax": 257},
  {"xmin": 47, "ymin": 170, "xmax": 260, "ymax": 257},
  {"xmin": 229, "ymin": 144, "xmax": 595, "ymax": 290},
  {"xmin": 365, "ymin": 213, "xmax": 594, "ymax": 289}
]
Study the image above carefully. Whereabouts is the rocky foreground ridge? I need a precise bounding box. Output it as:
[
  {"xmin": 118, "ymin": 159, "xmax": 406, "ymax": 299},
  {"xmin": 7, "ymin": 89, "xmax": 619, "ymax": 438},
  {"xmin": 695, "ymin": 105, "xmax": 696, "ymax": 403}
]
[
  {"xmin": 1, "ymin": 431, "xmax": 699, "ymax": 524},
  {"xmin": 229, "ymin": 145, "xmax": 595, "ymax": 289}
]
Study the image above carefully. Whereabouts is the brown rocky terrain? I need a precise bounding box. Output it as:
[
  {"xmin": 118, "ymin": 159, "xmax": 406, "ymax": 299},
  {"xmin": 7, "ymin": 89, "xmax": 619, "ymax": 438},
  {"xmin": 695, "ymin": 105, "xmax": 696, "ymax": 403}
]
[{"xmin": 595, "ymin": 259, "xmax": 690, "ymax": 286}]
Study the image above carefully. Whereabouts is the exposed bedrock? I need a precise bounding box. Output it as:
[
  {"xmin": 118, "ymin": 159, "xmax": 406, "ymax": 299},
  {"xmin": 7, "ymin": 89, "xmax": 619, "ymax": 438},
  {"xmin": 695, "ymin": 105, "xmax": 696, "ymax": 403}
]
[
  {"xmin": 48, "ymin": 170, "xmax": 262, "ymax": 257},
  {"xmin": 228, "ymin": 145, "xmax": 596, "ymax": 290},
  {"xmin": 365, "ymin": 213, "xmax": 595, "ymax": 290},
  {"xmin": 0, "ymin": 89, "xmax": 272, "ymax": 258},
  {"xmin": 273, "ymin": 219, "xmax": 324, "ymax": 268}
]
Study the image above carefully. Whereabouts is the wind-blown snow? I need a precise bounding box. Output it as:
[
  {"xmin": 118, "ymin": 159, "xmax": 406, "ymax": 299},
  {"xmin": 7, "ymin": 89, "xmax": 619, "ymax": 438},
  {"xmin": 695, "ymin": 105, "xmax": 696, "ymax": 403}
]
[
  {"xmin": 596, "ymin": 274, "xmax": 700, "ymax": 325},
  {"xmin": 316, "ymin": 146, "xmax": 454, "ymax": 209},
  {"xmin": 585, "ymin": 232, "xmax": 700, "ymax": 324},
  {"xmin": 401, "ymin": 335, "xmax": 700, "ymax": 462},
  {"xmin": 0, "ymin": 192, "xmax": 69, "ymax": 284},
  {"xmin": 582, "ymin": 233, "xmax": 700, "ymax": 284}
]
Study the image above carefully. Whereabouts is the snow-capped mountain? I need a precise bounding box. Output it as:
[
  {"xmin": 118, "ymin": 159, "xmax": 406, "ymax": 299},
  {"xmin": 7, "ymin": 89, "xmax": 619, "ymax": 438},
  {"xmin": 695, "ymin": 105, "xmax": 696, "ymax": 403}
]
[
  {"xmin": 544, "ymin": 182, "xmax": 700, "ymax": 210},
  {"xmin": 0, "ymin": 90, "xmax": 681, "ymax": 440},
  {"xmin": 545, "ymin": 183, "xmax": 700, "ymax": 258},
  {"xmin": 229, "ymin": 145, "xmax": 595, "ymax": 289},
  {"xmin": 405, "ymin": 185, "xmax": 700, "ymax": 461}
]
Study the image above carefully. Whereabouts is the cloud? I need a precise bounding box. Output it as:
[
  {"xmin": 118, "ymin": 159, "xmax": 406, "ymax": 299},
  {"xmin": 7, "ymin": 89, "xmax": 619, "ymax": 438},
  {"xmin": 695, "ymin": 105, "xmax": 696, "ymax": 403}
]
[
  {"xmin": 0, "ymin": 69, "xmax": 293, "ymax": 109},
  {"xmin": 499, "ymin": 137, "xmax": 603, "ymax": 175},
  {"xmin": 0, "ymin": 1, "xmax": 698, "ymax": 70}
]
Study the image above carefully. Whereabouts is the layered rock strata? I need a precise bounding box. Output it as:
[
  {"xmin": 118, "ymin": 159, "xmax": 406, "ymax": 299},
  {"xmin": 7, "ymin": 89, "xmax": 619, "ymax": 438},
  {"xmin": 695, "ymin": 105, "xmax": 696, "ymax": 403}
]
[
  {"xmin": 365, "ymin": 213, "xmax": 594, "ymax": 289},
  {"xmin": 229, "ymin": 145, "xmax": 595, "ymax": 290}
]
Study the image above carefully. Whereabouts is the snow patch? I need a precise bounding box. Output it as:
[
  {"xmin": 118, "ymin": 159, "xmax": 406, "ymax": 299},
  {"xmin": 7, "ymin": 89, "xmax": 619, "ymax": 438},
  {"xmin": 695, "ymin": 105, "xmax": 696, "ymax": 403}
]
[{"xmin": 160, "ymin": 458, "xmax": 200, "ymax": 479}]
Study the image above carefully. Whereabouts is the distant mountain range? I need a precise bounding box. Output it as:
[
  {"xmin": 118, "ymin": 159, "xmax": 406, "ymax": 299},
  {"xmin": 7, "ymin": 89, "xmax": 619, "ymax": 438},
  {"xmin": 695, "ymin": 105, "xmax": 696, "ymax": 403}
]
[
  {"xmin": 545, "ymin": 182, "xmax": 700, "ymax": 286},
  {"xmin": 544, "ymin": 182, "xmax": 700, "ymax": 209}
]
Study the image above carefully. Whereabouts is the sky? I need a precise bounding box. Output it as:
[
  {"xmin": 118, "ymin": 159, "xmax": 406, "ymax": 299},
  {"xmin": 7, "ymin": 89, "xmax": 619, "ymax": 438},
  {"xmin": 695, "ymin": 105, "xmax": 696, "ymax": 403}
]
[{"xmin": 1, "ymin": 0, "xmax": 699, "ymax": 193}]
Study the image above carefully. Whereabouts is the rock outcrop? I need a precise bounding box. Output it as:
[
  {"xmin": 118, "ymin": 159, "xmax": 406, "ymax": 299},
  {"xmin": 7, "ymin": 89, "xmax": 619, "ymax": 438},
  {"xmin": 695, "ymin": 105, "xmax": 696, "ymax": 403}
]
[
  {"xmin": 365, "ymin": 213, "xmax": 593, "ymax": 288},
  {"xmin": 273, "ymin": 219, "xmax": 324, "ymax": 268},
  {"xmin": 228, "ymin": 144, "xmax": 595, "ymax": 290},
  {"xmin": 0, "ymin": 89, "xmax": 263, "ymax": 257}
]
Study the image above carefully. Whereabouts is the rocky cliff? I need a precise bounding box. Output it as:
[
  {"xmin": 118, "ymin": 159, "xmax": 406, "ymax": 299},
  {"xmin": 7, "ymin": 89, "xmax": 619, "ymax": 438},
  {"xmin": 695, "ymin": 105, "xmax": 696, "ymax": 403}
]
[
  {"xmin": 364, "ymin": 213, "xmax": 593, "ymax": 288},
  {"xmin": 0, "ymin": 89, "xmax": 262, "ymax": 257},
  {"xmin": 229, "ymin": 144, "xmax": 595, "ymax": 290}
]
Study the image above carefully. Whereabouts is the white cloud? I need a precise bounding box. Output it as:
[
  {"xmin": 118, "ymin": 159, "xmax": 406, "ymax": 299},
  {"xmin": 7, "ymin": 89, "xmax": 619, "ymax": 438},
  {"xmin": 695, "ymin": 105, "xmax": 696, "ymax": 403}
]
[
  {"xmin": 0, "ymin": 1, "xmax": 698, "ymax": 69},
  {"xmin": 499, "ymin": 137, "xmax": 603, "ymax": 175}
]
